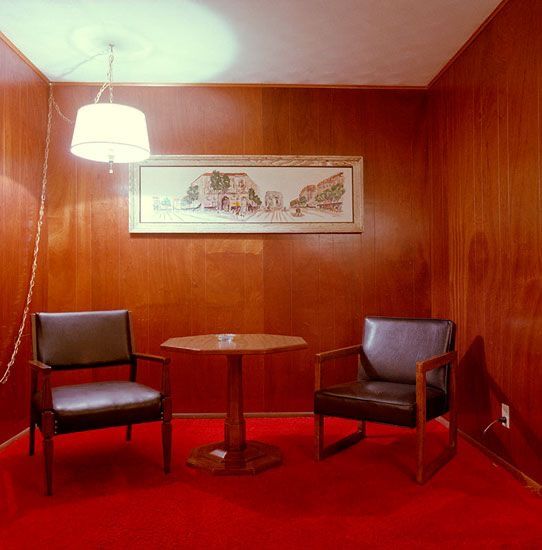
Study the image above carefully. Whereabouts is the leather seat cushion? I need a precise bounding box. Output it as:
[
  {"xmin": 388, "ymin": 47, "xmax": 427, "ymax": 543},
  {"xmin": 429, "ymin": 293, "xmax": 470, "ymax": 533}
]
[
  {"xmin": 33, "ymin": 381, "xmax": 162, "ymax": 434},
  {"xmin": 314, "ymin": 380, "xmax": 447, "ymax": 428}
]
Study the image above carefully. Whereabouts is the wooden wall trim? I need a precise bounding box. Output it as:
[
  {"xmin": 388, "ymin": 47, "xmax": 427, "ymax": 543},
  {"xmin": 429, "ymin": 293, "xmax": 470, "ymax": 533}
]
[
  {"xmin": 0, "ymin": 415, "xmax": 309, "ymax": 448},
  {"xmin": 0, "ymin": 4, "xmax": 513, "ymax": 92},
  {"xmin": 0, "ymin": 428, "xmax": 29, "ymax": 451},
  {"xmin": 427, "ymin": 0, "xmax": 512, "ymax": 89},
  {"xmin": 437, "ymin": 418, "xmax": 542, "ymax": 493},
  {"xmin": 3, "ymin": 416, "xmax": 539, "ymax": 495},
  {"xmin": 50, "ymin": 81, "xmax": 427, "ymax": 90},
  {"xmin": 460, "ymin": 429, "xmax": 542, "ymax": 495},
  {"xmin": 0, "ymin": 31, "xmax": 49, "ymax": 84},
  {"xmin": 173, "ymin": 412, "xmax": 313, "ymax": 419}
]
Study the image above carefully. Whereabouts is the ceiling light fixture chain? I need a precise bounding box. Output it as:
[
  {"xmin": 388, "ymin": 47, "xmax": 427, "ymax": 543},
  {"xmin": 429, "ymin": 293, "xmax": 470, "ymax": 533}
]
[
  {"xmin": 94, "ymin": 44, "xmax": 115, "ymax": 104},
  {"xmin": 108, "ymin": 43, "xmax": 114, "ymax": 103},
  {"xmin": 0, "ymin": 86, "xmax": 56, "ymax": 385}
]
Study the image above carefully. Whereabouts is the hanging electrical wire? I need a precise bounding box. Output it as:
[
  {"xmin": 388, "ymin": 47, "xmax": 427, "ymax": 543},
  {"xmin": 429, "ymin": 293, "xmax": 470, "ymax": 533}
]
[
  {"xmin": 0, "ymin": 86, "xmax": 72, "ymax": 384},
  {"xmin": 1, "ymin": 45, "xmax": 143, "ymax": 384}
]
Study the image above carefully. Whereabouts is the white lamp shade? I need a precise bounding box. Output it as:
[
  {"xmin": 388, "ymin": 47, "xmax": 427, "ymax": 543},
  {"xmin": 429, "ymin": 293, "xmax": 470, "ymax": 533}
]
[{"xmin": 71, "ymin": 103, "xmax": 150, "ymax": 163}]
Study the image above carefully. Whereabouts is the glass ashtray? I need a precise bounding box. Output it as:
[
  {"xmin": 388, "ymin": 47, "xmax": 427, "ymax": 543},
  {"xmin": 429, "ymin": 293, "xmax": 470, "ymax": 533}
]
[{"xmin": 217, "ymin": 333, "xmax": 235, "ymax": 342}]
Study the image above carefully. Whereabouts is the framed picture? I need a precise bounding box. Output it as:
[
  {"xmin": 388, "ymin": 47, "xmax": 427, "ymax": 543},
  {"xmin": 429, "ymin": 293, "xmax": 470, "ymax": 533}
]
[{"xmin": 128, "ymin": 155, "xmax": 363, "ymax": 234}]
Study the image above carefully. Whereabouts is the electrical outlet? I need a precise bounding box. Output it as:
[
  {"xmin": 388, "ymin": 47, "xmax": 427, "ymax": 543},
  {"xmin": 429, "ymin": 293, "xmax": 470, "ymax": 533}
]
[{"xmin": 501, "ymin": 403, "xmax": 510, "ymax": 429}]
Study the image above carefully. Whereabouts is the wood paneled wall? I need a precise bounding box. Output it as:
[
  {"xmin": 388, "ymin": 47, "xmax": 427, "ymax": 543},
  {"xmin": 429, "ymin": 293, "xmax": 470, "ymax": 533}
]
[
  {"xmin": 3, "ymin": 0, "xmax": 541, "ymax": 487},
  {"xmin": 3, "ymin": 0, "xmax": 542, "ymax": 487},
  {"xmin": 45, "ymin": 85, "xmax": 430, "ymax": 414},
  {"xmin": 429, "ymin": 0, "xmax": 542, "ymax": 482},
  {"xmin": 0, "ymin": 39, "xmax": 48, "ymax": 443}
]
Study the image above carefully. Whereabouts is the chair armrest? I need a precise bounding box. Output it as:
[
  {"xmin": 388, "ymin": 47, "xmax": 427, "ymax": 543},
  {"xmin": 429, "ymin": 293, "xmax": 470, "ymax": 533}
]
[
  {"xmin": 315, "ymin": 345, "xmax": 362, "ymax": 390},
  {"xmin": 414, "ymin": 349, "xmax": 458, "ymax": 482},
  {"xmin": 28, "ymin": 360, "xmax": 53, "ymax": 410},
  {"xmin": 416, "ymin": 351, "xmax": 457, "ymax": 375},
  {"xmin": 132, "ymin": 352, "xmax": 171, "ymax": 397},
  {"xmin": 416, "ymin": 351, "xmax": 457, "ymax": 424},
  {"xmin": 29, "ymin": 359, "xmax": 52, "ymax": 372},
  {"xmin": 132, "ymin": 352, "xmax": 170, "ymax": 364},
  {"xmin": 316, "ymin": 344, "xmax": 362, "ymax": 363}
]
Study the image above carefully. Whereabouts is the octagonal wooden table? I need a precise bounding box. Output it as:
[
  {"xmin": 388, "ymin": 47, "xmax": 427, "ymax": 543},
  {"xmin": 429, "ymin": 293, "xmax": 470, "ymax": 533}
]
[{"xmin": 161, "ymin": 333, "xmax": 308, "ymax": 475}]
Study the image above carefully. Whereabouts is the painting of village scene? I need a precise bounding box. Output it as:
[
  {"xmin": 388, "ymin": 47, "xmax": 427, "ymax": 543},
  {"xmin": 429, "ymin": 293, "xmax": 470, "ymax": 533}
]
[{"xmin": 129, "ymin": 156, "xmax": 362, "ymax": 233}]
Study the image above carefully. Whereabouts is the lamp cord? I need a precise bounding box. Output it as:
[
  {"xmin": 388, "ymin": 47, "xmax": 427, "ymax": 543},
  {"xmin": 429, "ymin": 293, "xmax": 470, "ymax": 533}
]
[
  {"xmin": 1, "ymin": 46, "xmax": 120, "ymax": 384},
  {"xmin": 1, "ymin": 43, "xmax": 119, "ymax": 384},
  {"xmin": 53, "ymin": 50, "xmax": 107, "ymax": 81},
  {"xmin": 52, "ymin": 94, "xmax": 73, "ymax": 124},
  {"xmin": 0, "ymin": 86, "xmax": 54, "ymax": 384},
  {"xmin": 482, "ymin": 417, "xmax": 507, "ymax": 436}
]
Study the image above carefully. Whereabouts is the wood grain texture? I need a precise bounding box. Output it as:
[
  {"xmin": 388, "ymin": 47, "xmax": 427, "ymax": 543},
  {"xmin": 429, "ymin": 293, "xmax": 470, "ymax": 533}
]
[
  {"xmin": 0, "ymin": 38, "xmax": 48, "ymax": 444},
  {"xmin": 162, "ymin": 333, "xmax": 307, "ymax": 355},
  {"xmin": 41, "ymin": 84, "xmax": 430, "ymax": 416},
  {"xmin": 429, "ymin": 0, "xmax": 542, "ymax": 483}
]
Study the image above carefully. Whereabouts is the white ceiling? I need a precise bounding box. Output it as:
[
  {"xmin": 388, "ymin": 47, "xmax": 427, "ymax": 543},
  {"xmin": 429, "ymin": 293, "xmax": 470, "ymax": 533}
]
[{"xmin": 0, "ymin": 0, "xmax": 502, "ymax": 86}]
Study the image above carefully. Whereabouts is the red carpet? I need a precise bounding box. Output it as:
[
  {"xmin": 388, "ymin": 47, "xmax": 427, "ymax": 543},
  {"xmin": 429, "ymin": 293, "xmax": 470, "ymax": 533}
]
[{"xmin": 1, "ymin": 418, "xmax": 541, "ymax": 549}]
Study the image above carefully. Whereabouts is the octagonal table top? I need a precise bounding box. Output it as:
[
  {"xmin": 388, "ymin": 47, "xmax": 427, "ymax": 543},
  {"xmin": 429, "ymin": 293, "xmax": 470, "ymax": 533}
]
[{"xmin": 161, "ymin": 333, "xmax": 308, "ymax": 355}]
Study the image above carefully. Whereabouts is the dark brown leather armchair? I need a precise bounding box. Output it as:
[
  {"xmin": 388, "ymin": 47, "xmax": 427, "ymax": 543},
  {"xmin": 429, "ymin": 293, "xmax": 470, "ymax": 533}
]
[
  {"xmin": 29, "ymin": 310, "xmax": 172, "ymax": 495},
  {"xmin": 314, "ymin": 316, "xmax": 457, "ymax": 483}
]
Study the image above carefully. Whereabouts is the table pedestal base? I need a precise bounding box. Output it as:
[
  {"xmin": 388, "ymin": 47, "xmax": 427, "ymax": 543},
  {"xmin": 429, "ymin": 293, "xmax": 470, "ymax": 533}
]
[{"xmin": 187, "ymin": 441, "xmax": 282, "ymax": 475}]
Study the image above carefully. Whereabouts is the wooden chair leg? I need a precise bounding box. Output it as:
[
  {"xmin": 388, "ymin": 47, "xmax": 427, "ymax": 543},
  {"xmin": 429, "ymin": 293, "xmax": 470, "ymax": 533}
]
[
  {"xmin": 449, "ymin": 367, "xmax": 458, "ymax": 451},
  {"xmin": 29, "ymin": 371, "xmax": 37, "ymax": 457},
  {"xmin": 314, "ymin": 414, "xmax": 324, "ymax": 460},
  {"xmin": 162, "ymin": 420, "xmax": 172, "ymax": 474},
  {"xmin": 126, "ymin": 424, "xmax": 132, "ymax": 441},
  {"xmin": 42, "ymin": 411, "xmax": 55, "ymax": 496},
  {"xmin": 449, "ymin": 415, "xmax": 457, "ymax": 449},
  {"xmin": 29, "ymin": 415, "xmax": 36, "ymax": 456},
  {"xmin": 417, "ymin": 420, "xmax": 457, "ymax": 484},
  {"xmin": 416, "ymin": 417, "xmax": 426, "ymax": 484},
  {"xmin": 416, "ymin": 357, "xmax": 457, "ymax": 484},
  {"xmin": 314, "ymin": 414, "xmax": 365, "ymax": 461},
  {"xmin": 416, "ymin": 366, "xmax": 428, "ymax": 484},
  {"xmin": 161, "ymin": 396, "xmax": 172, "ymax": 474},
  {"xmin": 43, "ymin": 437, "xmax": 54, "ymax": 496}
]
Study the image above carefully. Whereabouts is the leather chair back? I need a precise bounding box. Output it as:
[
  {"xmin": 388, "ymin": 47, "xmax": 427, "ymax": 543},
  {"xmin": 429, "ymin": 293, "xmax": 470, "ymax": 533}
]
[
  {"xmin": 360, "ymin": 317, "xmax": 455, "ymax": 392},
  {"xmin": 32, "ymin": 310, "xmax": 133, "ymax": 369}
]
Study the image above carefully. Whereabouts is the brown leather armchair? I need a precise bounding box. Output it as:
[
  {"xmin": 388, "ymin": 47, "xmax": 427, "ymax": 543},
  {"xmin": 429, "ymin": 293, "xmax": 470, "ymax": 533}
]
[
  {"xmin": 314, "ymin": 316, "xmax": 457, "ymax": 483},
  {"xmin": 29, "ymin": 310, "xmax": 172, "ymax": 495}
]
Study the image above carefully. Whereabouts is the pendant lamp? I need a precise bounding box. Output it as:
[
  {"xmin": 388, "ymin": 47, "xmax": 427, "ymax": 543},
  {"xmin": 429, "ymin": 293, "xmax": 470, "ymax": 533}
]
[{"xmin": 70, "ymin": 44, "xmax": 150, "ymax": 173}]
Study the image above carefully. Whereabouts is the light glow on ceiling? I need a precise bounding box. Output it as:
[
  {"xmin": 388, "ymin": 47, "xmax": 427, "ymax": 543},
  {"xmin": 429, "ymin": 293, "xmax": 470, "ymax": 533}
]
[
  {"xmin": 1, "ymin": 0, "xmax": 238, "ymax": 83},
  {"xmin": 0, "ymin": 0, "xmax": 502, "ymax": 86}
]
